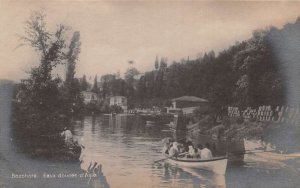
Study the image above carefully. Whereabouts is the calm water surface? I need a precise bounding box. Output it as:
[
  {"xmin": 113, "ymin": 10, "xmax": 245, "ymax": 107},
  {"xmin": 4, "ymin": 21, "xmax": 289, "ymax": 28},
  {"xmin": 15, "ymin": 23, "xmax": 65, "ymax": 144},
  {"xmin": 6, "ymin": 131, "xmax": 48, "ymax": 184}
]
[
  {"xmin": 72, "ymin": 115, "xmax": 300, "ymax": 188},
  {"xmin": 2, "ymin": 82, "xmax": 299, "ymax": 188}
]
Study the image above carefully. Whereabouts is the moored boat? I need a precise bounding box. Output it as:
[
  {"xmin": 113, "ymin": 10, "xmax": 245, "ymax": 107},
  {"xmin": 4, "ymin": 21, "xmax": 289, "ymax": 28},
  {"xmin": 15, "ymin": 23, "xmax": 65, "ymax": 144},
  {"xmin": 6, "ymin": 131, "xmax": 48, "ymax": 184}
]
[{"xmin": 165, "ymin": 156, "xmax": 228, "ymax": 175}]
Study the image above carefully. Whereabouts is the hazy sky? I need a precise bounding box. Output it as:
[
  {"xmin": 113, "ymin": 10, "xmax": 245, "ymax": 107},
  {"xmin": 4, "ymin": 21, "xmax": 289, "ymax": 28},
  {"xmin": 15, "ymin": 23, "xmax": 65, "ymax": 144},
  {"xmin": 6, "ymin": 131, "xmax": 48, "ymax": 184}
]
[{"xmin": 0, "ymin": 1, "xmax": 300, "ymax": 81}]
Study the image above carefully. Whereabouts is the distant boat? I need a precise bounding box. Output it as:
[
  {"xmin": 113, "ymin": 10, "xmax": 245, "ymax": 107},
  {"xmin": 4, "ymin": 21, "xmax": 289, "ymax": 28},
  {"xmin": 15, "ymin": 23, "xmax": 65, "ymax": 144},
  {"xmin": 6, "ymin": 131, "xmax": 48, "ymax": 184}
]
[
  {"xmin": 253, "ymin": 151, "xmax": 300, "ymax": 161},
  {"xmin": 243, "ymin": 139, "xmax": 300, "ymax": 162},
  {"xmin": 243, "ymin": 138, "xmax": 277, "ymax": 153},
  {"xmin": 140, "ymin": 114, "xmax": 173, "ymax": 124},
  {"xmin": 164, "ymin": 155, "xmax": 228, "ymax": 175}
]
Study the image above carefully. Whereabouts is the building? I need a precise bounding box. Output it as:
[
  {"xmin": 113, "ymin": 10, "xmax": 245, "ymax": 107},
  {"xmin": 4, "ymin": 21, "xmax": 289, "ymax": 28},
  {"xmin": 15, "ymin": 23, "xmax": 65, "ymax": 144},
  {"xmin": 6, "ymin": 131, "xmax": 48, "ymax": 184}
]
[
  {"xmin": 167, "ymin": 96, "xmax": 209, "ymax": 114},
  {"xmin": 110, "ymin": 96, "xmax": 127, "ymax": 111},
  {"xmin": 81, "ymin": 91, "xmax": 98, "ymax": 104}
]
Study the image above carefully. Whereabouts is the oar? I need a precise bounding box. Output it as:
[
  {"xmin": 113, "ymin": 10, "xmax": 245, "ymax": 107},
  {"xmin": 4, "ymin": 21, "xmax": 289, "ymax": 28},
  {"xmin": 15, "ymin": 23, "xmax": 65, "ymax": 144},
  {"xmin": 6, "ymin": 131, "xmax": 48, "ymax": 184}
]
[
  {"xmin": 154, "ymin": 157, "xmax": 170, "ymax": 163},
  {"xmin": 178, "ymin": 152, "xmax": 188, "ymax": 157},
  {"xmin": 154, "ymin": 152, "xmax": 188, "ymax": 163}
]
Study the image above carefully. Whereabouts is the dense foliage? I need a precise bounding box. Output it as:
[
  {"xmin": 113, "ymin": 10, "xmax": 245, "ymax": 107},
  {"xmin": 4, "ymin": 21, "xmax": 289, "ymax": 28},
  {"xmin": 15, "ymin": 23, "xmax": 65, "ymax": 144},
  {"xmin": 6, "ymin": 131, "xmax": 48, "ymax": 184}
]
[
  {"xmin": 12, "ymin": 12, "xmax": 84, "ymax": 158},
  {"xmin": 94, "ymin": 18, "xmax": 300, "ymax": 115}
]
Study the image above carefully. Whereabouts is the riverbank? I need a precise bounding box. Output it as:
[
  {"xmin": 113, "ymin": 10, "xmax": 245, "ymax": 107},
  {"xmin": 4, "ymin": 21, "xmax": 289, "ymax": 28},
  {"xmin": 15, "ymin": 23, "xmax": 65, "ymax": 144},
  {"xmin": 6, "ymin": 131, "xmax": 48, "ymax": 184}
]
[
  {"xmin": 187, "ymin": 116, "xmax": 270, "ymax": 142},
  {"xmin": 0, "ymin": 153, "xmax": 91, "ymax": 188},
  {"xmin": 217, "ymin": 118, "xmax": 269, "ymax": 141},
  {"xmin": 10, "ymin": 96, "xmax": 85, "ymax": 162},
  {"xmin": 0, "ymin": 81, "xmax": 92, "ymax": 188}
]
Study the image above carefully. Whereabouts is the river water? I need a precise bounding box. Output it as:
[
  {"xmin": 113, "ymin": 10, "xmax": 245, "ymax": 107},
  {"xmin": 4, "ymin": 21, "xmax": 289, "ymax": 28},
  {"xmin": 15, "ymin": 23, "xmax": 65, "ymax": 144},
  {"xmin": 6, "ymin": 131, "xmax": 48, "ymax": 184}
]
[
  {"xmin": 1, "ymin": 81, "xmax": 299, "ymax": 188},
  {"xmin": 72, "ymin": 115, "xmax": 300, "ymax": 188}
]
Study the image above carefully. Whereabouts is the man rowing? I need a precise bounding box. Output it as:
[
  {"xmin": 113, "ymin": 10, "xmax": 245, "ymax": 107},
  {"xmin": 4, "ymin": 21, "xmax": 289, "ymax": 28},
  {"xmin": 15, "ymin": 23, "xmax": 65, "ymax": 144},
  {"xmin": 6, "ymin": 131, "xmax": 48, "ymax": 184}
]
[
  {"xmin": 169, "ymin": 142, "xmax": 180, "ymax": 157},
  {"xmin": 200, "ymin": 143, "xmax": 213, "ymax": 160},
  {"xmin": 161, "ymin": 137, "xmax": 172, "ymax": 154}
]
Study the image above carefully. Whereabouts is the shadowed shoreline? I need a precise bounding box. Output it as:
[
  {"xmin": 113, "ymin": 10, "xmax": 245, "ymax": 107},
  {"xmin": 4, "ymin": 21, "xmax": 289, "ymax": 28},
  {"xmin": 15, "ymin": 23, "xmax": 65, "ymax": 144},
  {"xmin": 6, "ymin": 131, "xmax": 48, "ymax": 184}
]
[{"xmin": 0, "ymin": 81, "xmax": 92, "ymax": 188}]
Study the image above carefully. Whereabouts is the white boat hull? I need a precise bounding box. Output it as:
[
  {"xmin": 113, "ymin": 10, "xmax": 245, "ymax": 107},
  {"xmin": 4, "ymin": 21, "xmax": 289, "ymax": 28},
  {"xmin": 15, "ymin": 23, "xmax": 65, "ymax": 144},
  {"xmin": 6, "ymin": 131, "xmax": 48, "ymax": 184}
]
[{"xmin": 165, "ymin": 156, "xmax": 228, "ymax": 175}]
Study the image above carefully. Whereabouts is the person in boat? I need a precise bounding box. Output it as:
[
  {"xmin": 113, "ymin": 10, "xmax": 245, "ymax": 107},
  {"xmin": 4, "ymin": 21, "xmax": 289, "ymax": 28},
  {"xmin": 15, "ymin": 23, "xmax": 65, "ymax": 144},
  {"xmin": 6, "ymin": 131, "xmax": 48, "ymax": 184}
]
[
  {"xmin": 193, "ymin": 148, "xmax": 201, "ymax": 158},
  {"xmin": 186, "ymin": 145, "xmax": 201, "ymax": 158},
  {"xmin": 177, "ymin": 143, "xmax": 185, "ymax": 154},
  {"xmin": 168, "ymin": 142, "xmax": 179, "ymax": 158},
  {"xmin": 184, "ymin": 138, "xmax": 194, "ymax": 152},
  {"xmin": 161, "ymin": 138, "xmax": 172, "ymax": 155},
  {"xmin": 195, "ymin": 144, "xmax": 203, "ymax": 158},
  {"xmin": 187, "ymin": 145, "xmax": 195, "ymax": 158},
  {"xmin": 60, "ymin": 127, "xmax": 73, "ymax": 146},
  {"xmin": 200, "ymin": 143, "xmax": 213, "ymax": 160}
]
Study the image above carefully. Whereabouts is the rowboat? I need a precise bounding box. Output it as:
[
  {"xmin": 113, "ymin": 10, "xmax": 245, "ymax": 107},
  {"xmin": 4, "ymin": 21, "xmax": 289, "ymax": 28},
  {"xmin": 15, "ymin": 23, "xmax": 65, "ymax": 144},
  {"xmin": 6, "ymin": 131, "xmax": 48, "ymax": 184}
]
[{"xmin": 165, "ymin": 155, "xmax": 228, "ymax": 175}]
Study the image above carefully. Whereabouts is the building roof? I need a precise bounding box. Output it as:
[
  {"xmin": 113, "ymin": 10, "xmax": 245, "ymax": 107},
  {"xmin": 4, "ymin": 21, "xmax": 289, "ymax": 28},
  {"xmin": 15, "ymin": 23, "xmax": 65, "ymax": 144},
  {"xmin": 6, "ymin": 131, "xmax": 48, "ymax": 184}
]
[{"xmin": 171, "ymin": 96, "xmax": 208, "ymax": 102}]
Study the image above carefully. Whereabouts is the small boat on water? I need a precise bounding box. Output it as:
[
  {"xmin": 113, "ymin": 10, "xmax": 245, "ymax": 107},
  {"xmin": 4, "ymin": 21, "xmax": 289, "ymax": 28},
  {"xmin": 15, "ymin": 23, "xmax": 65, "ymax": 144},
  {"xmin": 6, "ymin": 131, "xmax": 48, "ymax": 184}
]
[
  {"xmin": 164, "ymin": 155, "xmax": 228, "ymax": 175},
  {"xmin": 140, "ymin": 113, "xmax": 173, "ymax": 122}
]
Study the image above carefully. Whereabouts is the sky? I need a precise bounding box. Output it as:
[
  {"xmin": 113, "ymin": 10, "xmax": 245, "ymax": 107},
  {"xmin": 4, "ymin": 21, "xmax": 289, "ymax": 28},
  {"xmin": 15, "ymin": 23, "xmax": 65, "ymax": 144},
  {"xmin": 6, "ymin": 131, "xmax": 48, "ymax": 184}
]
[{"xmin": 0, "ymin": 1, "xmax": 300, "ymax": 81}]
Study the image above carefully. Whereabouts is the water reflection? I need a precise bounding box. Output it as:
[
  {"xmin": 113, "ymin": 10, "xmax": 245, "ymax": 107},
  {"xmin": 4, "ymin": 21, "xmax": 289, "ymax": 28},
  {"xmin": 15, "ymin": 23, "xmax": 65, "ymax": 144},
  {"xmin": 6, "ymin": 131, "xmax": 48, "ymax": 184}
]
[
  {"xmin": 155, "ymin": 163, "xmax": 226, "ymax": 188},
  {"xmin": 85, "ymin": 162, "xmax": 110, "ymax": 188},
  {"xmin": 74, "ymin": 115, "xmax": 227, "ymax": 188}
]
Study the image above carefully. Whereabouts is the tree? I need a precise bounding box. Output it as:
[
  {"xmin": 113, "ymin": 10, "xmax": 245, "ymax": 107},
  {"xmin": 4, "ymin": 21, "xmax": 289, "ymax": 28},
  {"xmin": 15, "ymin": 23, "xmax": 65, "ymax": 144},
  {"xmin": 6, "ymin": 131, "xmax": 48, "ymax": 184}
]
[
  {"xmin": 91, "ymin": 75, "xmax": 99, "ymax": 93},
  {"xmin": 124, "ymin": 67, "xmax": 139, "ymax": 85},
  {"xmin": 100, "ymin": 74, "xmax": 116, "ymax": 98},
  {"xmin": 64, "ymin": 31, "xmax": 83, "ymax": 114},
  {"xmin": 20, "ymin": 11, "xmax": 68, "ymax": 116},
  {"xmin": 124, "ymin": 67, "xmax": 140, "ymax": 106},
  {"xmin": 65, "ymin": 31, "xmax": 80, "ymax": 84},
  {"xmin": 21, "ymin": 11, "xmax": 67, "ymax": 82},
  {"xmin": 128, "ymin": 60, "xmax": 134, "ymax": 65},
  {"xmin": 159, "ymin": 57, "xmax": 168, "ymax": 69},
  {"xmin": 155, "ymin": 56, "xmax": 159, "ymax": 70},
  {"xmin": 80, "ymin": 75, "xmax": 88, "ymax": 91},
  {"xmin": 15, "ymin": 11, "xmax": 71, "ymax": 154}
]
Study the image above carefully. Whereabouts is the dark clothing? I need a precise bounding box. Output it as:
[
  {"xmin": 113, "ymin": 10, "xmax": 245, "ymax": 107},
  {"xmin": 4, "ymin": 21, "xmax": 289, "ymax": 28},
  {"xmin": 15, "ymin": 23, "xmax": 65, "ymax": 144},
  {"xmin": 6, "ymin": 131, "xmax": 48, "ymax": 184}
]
[{"xmin": 184, "ymin": 140, "xmax": 194, "ymax": 152}]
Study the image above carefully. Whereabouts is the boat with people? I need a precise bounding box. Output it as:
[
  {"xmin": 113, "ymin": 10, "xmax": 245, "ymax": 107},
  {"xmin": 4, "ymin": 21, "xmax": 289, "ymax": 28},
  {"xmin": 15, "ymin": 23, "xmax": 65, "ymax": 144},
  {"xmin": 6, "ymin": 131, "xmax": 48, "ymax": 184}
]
[
  {"xmin": 164, "ymin": 155, "xmax": 228, "ymax": 175},
  {"xmin": 53, "ymin": 143, "xmax": 82, "ymax": 161},
  {"xmin": 160, "ymin": 138, "xmax": 228, "ymax": 175},
  {"xmin": 56, "ymin": 127, "xmax": 84, "ymax": 161}
]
